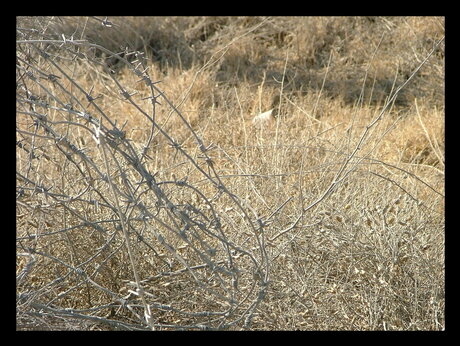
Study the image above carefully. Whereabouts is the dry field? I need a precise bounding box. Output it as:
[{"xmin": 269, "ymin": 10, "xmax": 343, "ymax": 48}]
[{"xmin": 16, "ymin": 16, "xmax": 445, "ymax": 330}]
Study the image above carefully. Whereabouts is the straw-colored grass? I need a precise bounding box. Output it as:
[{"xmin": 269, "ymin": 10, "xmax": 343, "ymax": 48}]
[{"xmin": 16, "ymin": 16, "xmax": 444, "ymax": 330}]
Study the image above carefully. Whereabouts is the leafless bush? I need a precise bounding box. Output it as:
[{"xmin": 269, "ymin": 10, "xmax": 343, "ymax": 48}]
[
  {"xmin": 16, "ymin": 17, "xmax": 271, "ymax": 330},
  {"xmin": 17, "ymin": 16, "xmax": 444, "ymax": 330}
]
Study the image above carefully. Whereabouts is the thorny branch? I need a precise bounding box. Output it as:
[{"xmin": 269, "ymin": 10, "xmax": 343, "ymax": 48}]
[{"xmin": 16, "ymin": 17, "xmax": 269, "ymax": 331}]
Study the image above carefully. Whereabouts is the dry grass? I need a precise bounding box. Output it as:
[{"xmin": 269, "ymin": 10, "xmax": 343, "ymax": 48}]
[{"xmin": 16, "ymin": 16, "xmax": 444, "ymax": 330}]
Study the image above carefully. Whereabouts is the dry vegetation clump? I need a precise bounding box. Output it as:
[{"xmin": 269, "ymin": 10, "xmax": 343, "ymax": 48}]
[{"xmin": 16, "ymin": 16, "xmax": 444, "ymax": 330}]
